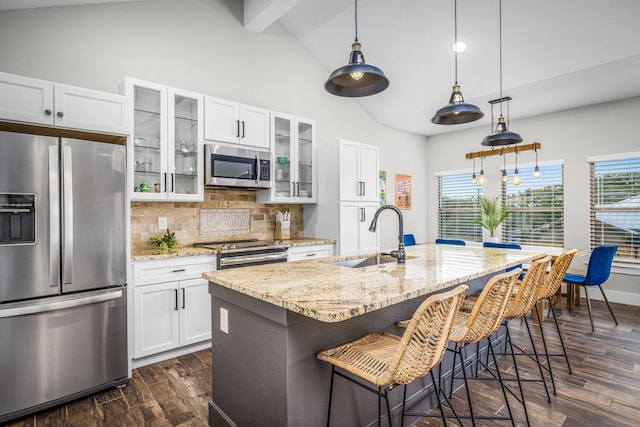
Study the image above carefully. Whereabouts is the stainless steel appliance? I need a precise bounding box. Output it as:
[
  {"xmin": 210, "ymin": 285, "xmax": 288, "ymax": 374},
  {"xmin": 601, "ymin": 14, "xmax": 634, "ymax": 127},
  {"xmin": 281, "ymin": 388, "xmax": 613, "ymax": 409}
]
[
  {"xmin": 194, "ymin": 239, "xmax": 288, "ymax": 269},
  {"xmin": 205, "ymin": 144, "xmax": 271, "ymax": 188},
  {"xmin": 0, "ymin": 131, "xmax": 127, "ymax": 423}
]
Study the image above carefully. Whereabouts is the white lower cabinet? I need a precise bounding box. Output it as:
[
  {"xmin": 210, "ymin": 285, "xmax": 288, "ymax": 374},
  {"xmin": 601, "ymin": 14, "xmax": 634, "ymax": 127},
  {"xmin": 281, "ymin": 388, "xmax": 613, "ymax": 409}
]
[
  {"xmin": 287, "ymin": 244, "xmax": 334, "ymax": 261},
  {"xmin": 339, "ymin": 202, "xmax": 380, "ymax": 256},
  {"xmin": 132, "ymin": 256, "xmax": 215, "ymax": 359}
]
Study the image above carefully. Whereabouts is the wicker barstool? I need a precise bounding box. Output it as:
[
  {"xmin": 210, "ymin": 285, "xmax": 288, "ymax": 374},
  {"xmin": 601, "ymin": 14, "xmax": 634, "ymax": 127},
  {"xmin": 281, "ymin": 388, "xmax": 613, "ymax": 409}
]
[
  {"xmin": 466, "ymin": 255, "xmax": 552, "ymax": 427},
  {"xmin": 396, "ymin": 269, "xmax": 521, "ymax": 426},
  {"xmin": 317, "ymin": 284, "xmax": 468, "ymax": 427},
  {"xmin": 529, "ymin": 249, "xmax": 577, "ymax": 394}
]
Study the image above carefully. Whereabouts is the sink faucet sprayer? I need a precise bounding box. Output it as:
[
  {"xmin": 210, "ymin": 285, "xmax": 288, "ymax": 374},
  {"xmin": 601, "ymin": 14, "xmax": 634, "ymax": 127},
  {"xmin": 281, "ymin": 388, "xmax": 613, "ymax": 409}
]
[{"xmin": 368, "ymin": 205, "xmax": 405, "ymax": 263}]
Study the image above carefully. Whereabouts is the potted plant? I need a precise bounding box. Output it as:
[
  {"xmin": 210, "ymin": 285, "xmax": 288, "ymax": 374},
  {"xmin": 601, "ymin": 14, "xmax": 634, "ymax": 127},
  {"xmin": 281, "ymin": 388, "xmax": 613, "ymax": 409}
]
[
  {"xmin": 149, "ymin": 229, "xmax": 179, "ymax": 251},
  {"xmin": 473, "ymin": 196, "xmax": 510, "ymax": 241}
]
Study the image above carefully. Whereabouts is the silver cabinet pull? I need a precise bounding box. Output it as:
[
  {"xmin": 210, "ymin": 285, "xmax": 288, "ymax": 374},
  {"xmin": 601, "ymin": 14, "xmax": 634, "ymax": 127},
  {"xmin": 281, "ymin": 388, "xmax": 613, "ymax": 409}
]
[
  {"xmin": 172, "ymin": 268, "xmax": 186, "ymax": 273},
  {"xmin": 57, "ymin": 111, "xmax": 64, "ymax": 118},
  {"xmin": 44, "ymin": 109, "xmax": 52, "ymax": 116}
]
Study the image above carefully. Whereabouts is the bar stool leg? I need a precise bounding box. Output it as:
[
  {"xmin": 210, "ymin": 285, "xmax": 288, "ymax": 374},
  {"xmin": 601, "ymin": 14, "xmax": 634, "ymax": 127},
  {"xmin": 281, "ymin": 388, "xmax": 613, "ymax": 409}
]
[
  {"xmin": 505, "ymin": 324, "xmax": 531, "ymax": 427},
  {"xmin": 548, "ymin": 296, "xmax": 572, "ymax": 374},
  {"xmin": 523, "ymin": 318, "xmax": 552, "ymax": 403},
  {"xmin": 487, "ymin": 336, "xmax": 515, "ymax": 427},
  {"xmin": 326, "ymin": 366, "xmax": 336, "ymax": 427},
  {"xmin": 535, "ymin": 306, "xmax": 557, "ymax": 395}
]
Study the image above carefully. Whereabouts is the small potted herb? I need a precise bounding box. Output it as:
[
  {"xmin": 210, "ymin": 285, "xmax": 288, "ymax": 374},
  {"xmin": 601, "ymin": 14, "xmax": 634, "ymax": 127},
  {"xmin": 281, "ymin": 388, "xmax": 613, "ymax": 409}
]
[
  {"xmin": 149, "ymin": 229, "xmax": 179, "ymax": 251},
  {"xmin": 473, "ymin": 196, "xmax": 510, "ymax": 241}
]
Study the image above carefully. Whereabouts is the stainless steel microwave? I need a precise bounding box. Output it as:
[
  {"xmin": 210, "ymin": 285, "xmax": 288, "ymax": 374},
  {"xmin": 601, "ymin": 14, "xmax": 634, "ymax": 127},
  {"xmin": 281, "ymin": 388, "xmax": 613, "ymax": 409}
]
[{"xmin": 204, "ymin": 144, "xmax": 271, "ymax": 189}]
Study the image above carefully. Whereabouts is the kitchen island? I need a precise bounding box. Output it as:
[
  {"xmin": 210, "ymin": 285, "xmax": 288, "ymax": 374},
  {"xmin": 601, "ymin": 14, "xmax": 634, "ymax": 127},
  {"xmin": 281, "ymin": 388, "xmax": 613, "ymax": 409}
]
[{"xmin": 204, "ymin": 243, "xmax": 543, "ymax": 426}]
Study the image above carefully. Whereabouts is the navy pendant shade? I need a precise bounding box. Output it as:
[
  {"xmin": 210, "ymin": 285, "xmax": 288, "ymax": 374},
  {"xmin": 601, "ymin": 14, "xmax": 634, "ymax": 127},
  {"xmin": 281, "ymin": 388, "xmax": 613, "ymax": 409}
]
[
  {"xmin": 325, "ymin": 42, "xmax": 389, "ymax": 97},
  {"xmin": 481, "ymin": 115, "xmax": 523, "ymax": 146},
  {"xmin": 431, "ymin": 84, "xmax": 484, "ymax": 124}
]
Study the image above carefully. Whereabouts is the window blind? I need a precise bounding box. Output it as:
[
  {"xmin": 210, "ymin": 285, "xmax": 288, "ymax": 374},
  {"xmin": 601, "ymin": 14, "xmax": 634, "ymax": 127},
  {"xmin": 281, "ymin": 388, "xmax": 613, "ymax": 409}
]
[
  {"xmin": 589, "ymin": 157, "xmax": 640, "ymax": 261},
  {"xmin": 501, "ymin": 164, "xmax": 564, "ymax": 247},
  {"xmin": 438, "ymin": 173, "xmax": 482, "ymax": 241}
]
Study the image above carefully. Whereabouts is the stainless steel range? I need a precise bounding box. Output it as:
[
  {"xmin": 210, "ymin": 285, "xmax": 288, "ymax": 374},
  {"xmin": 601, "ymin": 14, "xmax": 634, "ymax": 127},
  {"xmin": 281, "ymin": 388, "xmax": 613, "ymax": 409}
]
[{"xmin": 194, "ymin": 239, "xmax": 289, "ymax": 269}]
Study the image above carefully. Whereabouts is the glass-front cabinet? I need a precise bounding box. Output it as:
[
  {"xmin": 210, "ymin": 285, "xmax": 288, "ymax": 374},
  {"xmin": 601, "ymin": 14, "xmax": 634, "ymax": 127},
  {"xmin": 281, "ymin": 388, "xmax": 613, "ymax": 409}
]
[
  {"xmin": 257, "ymin": 113, "xmax": 316, "ymax": 204},
  {"xmin": 124, "ymin": 77, "xmax": 203, "ymax": 202}
]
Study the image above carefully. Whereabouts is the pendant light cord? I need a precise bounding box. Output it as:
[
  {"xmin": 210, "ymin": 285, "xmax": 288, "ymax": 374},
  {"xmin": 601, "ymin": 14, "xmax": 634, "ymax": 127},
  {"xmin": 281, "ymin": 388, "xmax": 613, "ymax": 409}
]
[
  {"xmin": 454, "ymin": 0, "xmax": 458, "ymax": 84},
  {"xmin": 499, "ymin": 0, "xmax": 503, "ymax": 116},
  {"xmin": 354, "ymin": 0, "xmax": 359, "ymax": 42}
]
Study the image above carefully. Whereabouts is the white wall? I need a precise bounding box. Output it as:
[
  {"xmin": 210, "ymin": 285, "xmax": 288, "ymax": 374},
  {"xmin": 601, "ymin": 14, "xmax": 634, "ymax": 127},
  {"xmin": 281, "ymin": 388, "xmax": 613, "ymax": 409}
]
[
  {"xmin": 0, "ymin": 0, "xmax": 428, "ymax": 250},
  {"xmin": 425, "ymin": 96, "xmax": 640, "ymax": 304}
]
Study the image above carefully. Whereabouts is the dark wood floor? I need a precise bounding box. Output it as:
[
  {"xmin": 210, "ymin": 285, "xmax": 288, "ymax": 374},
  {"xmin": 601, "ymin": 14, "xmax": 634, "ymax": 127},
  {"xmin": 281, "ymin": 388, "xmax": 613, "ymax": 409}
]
[{"xmin": 3, "ymin": 298, "xmax": 639, "ymax": 426}]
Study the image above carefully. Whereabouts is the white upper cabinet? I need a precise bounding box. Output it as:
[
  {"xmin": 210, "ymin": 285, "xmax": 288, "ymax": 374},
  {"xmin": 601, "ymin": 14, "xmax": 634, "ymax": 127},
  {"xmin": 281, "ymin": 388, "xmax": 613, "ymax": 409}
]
[
  {"xmin": 257, "ymin": 112, "xmax": 316, "ymax": 204},
  {"xmin": 0, "ymin": 71, "xmax": 129, "ymax": 135},
  {"xmin": 123, "ymin": 77, "xmax": 204, "ymax": 202},
  {"xmin": 204, "ymin": 96, "xmax": 269, "ymax": 150},
  {"xmin": 339, "ymin": 140, "xmax": 379, "ymax": 202}
]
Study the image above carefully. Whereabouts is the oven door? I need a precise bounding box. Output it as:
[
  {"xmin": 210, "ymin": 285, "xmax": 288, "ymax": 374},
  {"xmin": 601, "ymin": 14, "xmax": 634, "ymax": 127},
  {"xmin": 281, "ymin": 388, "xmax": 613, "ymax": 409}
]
[
  {"xmin": 205, "ymin": 145, "xmax": 270, "ymax": 188},
  {"xmin": 218, "ymin": 251, "xmax": 289, "ymax": 270}
]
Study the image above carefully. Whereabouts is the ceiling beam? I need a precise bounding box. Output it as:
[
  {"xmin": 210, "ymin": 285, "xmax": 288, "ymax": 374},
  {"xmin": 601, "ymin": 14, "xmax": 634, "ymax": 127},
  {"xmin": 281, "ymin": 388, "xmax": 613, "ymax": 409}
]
[{"xmin": 243, "ymin": 0, "xmax": 300, "ymax": 33}]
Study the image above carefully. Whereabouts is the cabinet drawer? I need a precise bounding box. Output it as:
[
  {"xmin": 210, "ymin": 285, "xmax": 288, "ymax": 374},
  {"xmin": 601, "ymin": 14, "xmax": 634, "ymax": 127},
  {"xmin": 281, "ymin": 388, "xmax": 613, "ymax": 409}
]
[
  {"xmin": 133, "ymin": 256, "xmax": 216, "ymax": 286},
  {"xmin": 288, "ymin": 244, "xmax": 334, "ymax": 261}
]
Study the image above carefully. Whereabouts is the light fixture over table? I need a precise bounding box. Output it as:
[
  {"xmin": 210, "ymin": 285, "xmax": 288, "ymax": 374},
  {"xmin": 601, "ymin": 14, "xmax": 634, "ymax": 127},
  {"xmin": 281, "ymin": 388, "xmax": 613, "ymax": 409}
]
[
  {"xmin": 432, "ymin": 0, "xmax": 483, "ymax": 125},
  {"xmin": 324, "ymin": 0, "xmax": 389, "ymax": 97},
  {"xmin": 481, "ymin": 0, "xmax": 522, "ymax": 146}
]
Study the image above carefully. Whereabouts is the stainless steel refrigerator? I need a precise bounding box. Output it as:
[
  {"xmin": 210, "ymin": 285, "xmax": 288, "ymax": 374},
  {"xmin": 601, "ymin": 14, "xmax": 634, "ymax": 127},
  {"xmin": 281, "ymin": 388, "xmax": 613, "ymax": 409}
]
[{"xmin": 0, "ymin": 131, "xmax": 127, "ymax": 422}]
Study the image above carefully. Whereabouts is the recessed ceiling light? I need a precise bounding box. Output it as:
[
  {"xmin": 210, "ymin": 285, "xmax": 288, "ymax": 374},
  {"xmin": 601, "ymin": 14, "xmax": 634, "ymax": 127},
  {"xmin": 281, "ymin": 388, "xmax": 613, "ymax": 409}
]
[{"xmin": 451, "ymin": 40, "xmax": 467, "ymax": 53}]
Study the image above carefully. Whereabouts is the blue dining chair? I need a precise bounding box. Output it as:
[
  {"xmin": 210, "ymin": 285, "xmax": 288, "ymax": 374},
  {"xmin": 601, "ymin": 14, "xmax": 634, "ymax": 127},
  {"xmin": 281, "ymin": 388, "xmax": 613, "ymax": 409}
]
[
  {"xmin": 435, "ymin": 238, "xmax": 466, "ymax": 246},
  {"xmin": 483, "ymin": 242, "xmax": 523, "ymax": 273},
  {"xmin": 563, "ymin": 245, "xmax": 618, "ymax": 332},
  {"xmin": 403, "ymin": 234, "xmax": 416, "ymax": 247}
]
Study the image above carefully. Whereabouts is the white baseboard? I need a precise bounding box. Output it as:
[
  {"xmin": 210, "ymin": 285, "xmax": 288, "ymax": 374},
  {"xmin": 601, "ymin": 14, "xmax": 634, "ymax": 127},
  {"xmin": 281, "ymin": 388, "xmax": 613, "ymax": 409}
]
[
  {"xmin": 131, "ymin": 340, "xmax": 212, "ymax": 369},
  {"xmin": 577, "ymin": 288, "xmax": 640, "ymax": 307}
]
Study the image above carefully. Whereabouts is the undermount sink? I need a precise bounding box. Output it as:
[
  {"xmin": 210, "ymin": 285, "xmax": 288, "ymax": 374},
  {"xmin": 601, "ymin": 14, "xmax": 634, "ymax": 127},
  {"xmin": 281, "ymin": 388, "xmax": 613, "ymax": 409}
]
[{"xmin": 332, "ymin": 255, "xmax": 397, "ymax": 268}]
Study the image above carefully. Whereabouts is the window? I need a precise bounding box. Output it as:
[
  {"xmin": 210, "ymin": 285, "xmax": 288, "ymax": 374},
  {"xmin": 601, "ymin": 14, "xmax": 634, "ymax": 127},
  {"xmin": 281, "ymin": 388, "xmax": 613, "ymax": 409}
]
[
  {"xmin": 589, "ymin": 155, "xmax": 640, "ymax": 261},
  {"xmin": 438, "ymin": 172, "xmax": 482, "ymax": 241},
  {"xmin": 501, "ymin": 163, "xmax": 564, "ymax": 247}
]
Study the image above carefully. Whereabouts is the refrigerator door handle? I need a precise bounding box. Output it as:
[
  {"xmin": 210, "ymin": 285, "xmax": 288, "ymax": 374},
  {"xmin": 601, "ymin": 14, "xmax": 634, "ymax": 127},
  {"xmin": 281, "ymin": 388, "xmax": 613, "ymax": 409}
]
[
  {"xmin": 49, "ymin": 145, "xmax": 61, "ymax": 288},
  {"xmin": 62, "ymin": 145, "xmax": 73, "ymax": 286},
  {"xmin": 0, "ymin": 289, "xmax": 123, "ymax": 318}
]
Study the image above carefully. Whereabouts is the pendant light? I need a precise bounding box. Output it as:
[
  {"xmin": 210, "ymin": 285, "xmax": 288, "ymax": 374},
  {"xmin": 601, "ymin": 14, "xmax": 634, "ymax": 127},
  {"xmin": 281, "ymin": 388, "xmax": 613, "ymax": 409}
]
[
  {"xmin": 471, "ymin": 157, "xmax": 478, "ymax": 184},
  {"xmin": 432, "ymin": 0, "xmax": 483, "ymax": 124},
  {"xmin": 501, "ymin": 149, "xmax": 508, "ymax": 183},
  {"xmin": 511, "ymin": 147, "xmax": 522, "ymax": 185},
  {"xmin": 325, "ymin": 0, "xmax": 389, "ymax": 97},
  {"xmin": 481, "ymin": 0, "xmax": 523, "ymax": 146},
  {"xmin": 479, "ymin": 156, "xmax": 487, "ymax": 186},
  {"xmin": 533, "ymin": 148, "xmax": 541, "ymax": 178}
]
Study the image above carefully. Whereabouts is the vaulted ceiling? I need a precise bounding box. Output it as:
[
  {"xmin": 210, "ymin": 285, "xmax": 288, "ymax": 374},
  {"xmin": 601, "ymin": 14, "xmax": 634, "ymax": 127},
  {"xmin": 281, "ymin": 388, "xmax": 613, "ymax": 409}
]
[
  {"xmin": 4, "ymin": 0, "xmax": 640, "ymax": 137},
  {"xmin": 247, "ymin": 0, "xmax": 640, "ymax": 136}
]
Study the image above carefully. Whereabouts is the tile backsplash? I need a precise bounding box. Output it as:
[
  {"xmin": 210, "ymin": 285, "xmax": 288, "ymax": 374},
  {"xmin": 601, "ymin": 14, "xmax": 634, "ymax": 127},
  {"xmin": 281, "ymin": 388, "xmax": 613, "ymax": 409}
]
[{"xmin": 130, "ymin": 188, "xmax": 303, "ymax": 251}]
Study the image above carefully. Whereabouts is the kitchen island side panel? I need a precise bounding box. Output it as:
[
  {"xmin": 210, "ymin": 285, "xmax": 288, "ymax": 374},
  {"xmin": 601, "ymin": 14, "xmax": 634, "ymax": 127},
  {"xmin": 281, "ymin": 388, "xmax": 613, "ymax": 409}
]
[{"xmin": 208, "ymin": 282, "xmax": 484, "ymax": 426}]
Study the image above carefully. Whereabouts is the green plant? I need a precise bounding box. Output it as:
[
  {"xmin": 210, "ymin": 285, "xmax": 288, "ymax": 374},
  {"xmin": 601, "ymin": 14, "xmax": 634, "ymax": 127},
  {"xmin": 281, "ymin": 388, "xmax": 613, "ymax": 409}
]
[
  {"xmin": 149, "ymin": 229, "xmax": 179, "ymax": 251},
  {"xmin": 473, "ymin": 196, "xmax": 510, "ymax": 237}
]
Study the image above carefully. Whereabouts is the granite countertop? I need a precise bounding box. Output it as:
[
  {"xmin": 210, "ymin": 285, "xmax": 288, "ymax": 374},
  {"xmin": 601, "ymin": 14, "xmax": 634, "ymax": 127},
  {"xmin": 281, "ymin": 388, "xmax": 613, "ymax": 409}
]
[
  {"xmin": 131, "ymin": 237, "xmax": 336, "ymax": 261},
  {"xmin": 203, "ymin": 243, "xmax": 544, "ymax": 323}
]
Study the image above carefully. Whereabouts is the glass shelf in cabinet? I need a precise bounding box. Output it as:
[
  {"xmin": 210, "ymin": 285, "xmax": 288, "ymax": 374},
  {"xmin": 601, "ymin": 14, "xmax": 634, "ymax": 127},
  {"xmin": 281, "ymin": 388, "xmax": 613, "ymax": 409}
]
[{"xmin": 134, "ymin": 107, "xmax": 162, "ymax": 117}]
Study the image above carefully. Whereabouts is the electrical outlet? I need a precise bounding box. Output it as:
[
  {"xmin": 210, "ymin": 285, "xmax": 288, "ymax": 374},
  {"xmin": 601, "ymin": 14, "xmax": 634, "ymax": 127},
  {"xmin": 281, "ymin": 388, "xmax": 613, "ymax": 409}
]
[
  {"xmin": 158, "ymin": 217, "xmax": 167, "ymax": 230},
  {"xmin": 220, "ymin": 308, "xmax": 229, "ymax": 334}
]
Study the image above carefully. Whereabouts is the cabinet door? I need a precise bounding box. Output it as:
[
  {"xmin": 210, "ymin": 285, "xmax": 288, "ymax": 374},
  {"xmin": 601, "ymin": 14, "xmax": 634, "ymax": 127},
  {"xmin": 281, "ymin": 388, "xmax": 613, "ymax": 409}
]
[
  {"xmin": 295, "ymin": 118, "xmax": 315, "ymax": 202},
  {"xmin": 168, "ymin": 88, "xmax": 204, "ymax": 201},
  {"xmin": 339, "ymin": 203, "xmax": 366, "ymax": 256},
  {"xmin": 133, "ymin": 282, "xmax": 180, "ymax": 358},
  {"xmin": 339, "ymin": 140, "xmax": 361, "ymax": 201},
  {"xmin": 179, "ymin": 278, "xmax": 212, "ymax": 346},
  {"xmin": 54, "ymin": 84, "xmax": 129, "ymax": 135},
  {"xmin": 129, "ymin": 80, "xmax": 168, "ymax": 201},
  {"xmin": 204, "ymin": 96, "xmax": 239, "ymax": 143},
  {"xmin": 240, "ymin": 104, "xmax": 269, "ymax": 149},
  {"xmin": 359, "ymin": 204, "xmax": 380, "ymax": 253},
  {"xmin": 272, "ymin": 114, "xmax": 295, "ymax": 201},
  {"xmin": 358, "ymin": 145, "xmax": 379, "ymax": 202},
  {"xmin": 0, "ymin": 72, "xmax": 54, "ymax": 126}
]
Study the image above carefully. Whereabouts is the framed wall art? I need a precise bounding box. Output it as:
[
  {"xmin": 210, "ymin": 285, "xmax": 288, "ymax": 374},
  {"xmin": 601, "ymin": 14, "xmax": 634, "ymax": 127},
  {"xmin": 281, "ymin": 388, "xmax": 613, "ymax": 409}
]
[{"xmin": 395, "ymin": 174, "xmax": 412, "ymax": 209}]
